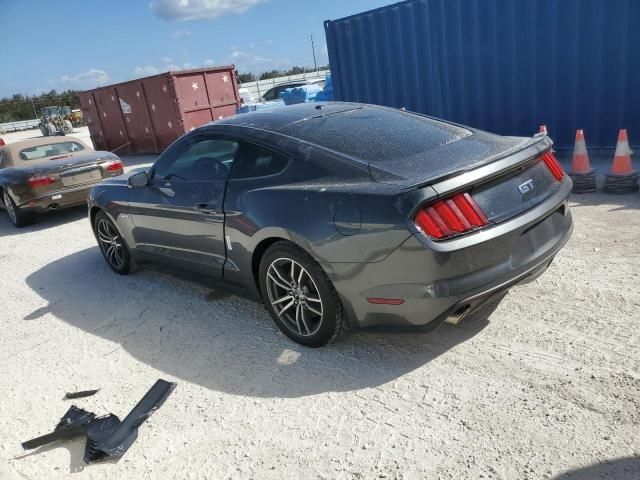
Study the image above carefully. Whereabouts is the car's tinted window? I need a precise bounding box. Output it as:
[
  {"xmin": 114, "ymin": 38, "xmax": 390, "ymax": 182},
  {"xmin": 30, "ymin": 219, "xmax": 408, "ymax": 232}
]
[
  {"xmin": 19, "ymin": 141, "xmax": 84, "ymax": 161},
  {"xmin": 263, "ymin": 83, "xmax": 304, "ymax": 101},
  {"xmin": 153, "ymin": 137, "xmax": 238, "ymax": 182},
  {"xmin": 262, "ymin": 87, "xmax": 278, "ymax": 101},
  {"xmin": 230, "ymin": 142, "xmax": 288, "ymax": 179},
  {"xmin": 281, "ymin": 107, "xmax": 471, "ymax": 163}
]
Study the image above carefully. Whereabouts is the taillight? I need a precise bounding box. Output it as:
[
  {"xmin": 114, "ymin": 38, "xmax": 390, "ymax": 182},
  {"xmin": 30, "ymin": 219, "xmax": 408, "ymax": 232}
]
[
  {"xmin": 106, "ymin": 160, "xmax": 124, "ymax": 172},
  {"xmin": 27, "ymin": 175, "xmax": 56, "ymax": 189},
  {"xmin": 415, "ymin": 193, "xmax": 489, "ymax": 240},
  {"xmin": 542, "ymin": 151, "xmax": 564, "ymax": 180}
]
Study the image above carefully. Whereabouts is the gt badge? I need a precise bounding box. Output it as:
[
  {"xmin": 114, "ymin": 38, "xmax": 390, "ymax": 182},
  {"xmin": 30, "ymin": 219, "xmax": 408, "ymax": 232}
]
[{"xmin": 518, "ymin": 179, "xmax": 534, "ymax": 195}]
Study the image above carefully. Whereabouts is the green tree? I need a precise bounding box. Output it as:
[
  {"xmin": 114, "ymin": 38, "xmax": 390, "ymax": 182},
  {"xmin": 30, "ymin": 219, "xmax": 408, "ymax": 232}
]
[
  {"xmin": 0, "ymin": 90, "xmax": 81, "ymax": 123},
  {"xmin": 237, "ymin": 72, "xmax": 256, "ymax": 83}
]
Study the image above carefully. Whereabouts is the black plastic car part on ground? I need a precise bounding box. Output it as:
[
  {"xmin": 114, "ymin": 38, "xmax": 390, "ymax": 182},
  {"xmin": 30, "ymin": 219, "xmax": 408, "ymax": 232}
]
[
  {"xmin": 87, "ymin": 102, "xmax": 573, "ymax": 347},
  {"xmin": 22, "ymin": 379, "xmax": 176, "ymax": 464},
  {"xmin": 64, "ymin": 389, "xmax": 100, "ymax": 400}
]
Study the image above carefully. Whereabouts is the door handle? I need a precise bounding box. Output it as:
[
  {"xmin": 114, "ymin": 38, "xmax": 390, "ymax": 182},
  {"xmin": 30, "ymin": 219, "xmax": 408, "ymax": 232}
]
[
  {"xmin": 157, "ymin": 186, "xmax": 175, "ymax": 198},
  {"xmin": 194, "ymin": 203, "xmax": 217, "ymax": 214}
]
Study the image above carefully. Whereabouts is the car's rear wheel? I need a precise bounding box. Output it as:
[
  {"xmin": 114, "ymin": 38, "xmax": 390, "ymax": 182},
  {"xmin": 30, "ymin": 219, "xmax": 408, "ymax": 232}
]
[
  {"xmin": 94, "ymin": 211, "xmax": 131, "ymax": 274},
  {"xmin": 259, "ymin": 241, "xmax": 346, "ymax": 347},
  {"xmin": 2, "ymin": 190, "xmax": 33, "ymax": 228}
]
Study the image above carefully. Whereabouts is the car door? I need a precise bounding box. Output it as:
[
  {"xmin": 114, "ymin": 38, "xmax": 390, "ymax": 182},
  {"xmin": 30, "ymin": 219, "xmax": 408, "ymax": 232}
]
[
  {"xmin": 221, "ymin": 140, "xmax": 291, "ymax": 287},
  {"xmin": 128, "ymin": 133, "xmax": 238, "ymax": 277}
]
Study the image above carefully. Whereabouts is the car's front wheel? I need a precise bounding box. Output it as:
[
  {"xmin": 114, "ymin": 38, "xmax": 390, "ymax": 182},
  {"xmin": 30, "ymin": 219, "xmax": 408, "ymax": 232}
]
[
  {"xmin": 259, "ymin": 241, "xmax": 347, "ymax": 347},
  {"xmin": 93, "ymin": 211, "xmax": 132, "ymax": 274}
]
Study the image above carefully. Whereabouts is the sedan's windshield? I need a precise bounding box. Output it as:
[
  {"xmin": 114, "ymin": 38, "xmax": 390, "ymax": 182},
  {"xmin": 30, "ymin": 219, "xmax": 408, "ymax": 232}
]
[{"xmin": 19, "ymin": 141, "xmax": 85, "ymax": 161}]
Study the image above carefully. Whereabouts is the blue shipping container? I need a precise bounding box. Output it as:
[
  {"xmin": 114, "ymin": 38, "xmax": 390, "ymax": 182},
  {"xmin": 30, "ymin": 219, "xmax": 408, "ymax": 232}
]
[{"xmin": 324, "ymin": 0, "xmax": 640, "ymax": 149}]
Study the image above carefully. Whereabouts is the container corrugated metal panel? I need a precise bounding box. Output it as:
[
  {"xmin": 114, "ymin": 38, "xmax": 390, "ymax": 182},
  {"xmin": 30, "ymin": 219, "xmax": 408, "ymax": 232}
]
[
  {"xmin": 78, "ymin": 66, "xmax": 240, "ymax": 154},
  {"xmin": 78, "ymin": 94, "xmax": 106, "ymax": 150},
  {"xmin": 325, "ymin": 0, "xmax": 640, "ymax": 149}
]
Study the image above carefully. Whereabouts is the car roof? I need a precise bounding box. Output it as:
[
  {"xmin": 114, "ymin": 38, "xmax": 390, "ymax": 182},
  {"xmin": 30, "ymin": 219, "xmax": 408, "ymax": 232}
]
[
  {"xmin": 211, "ymin": 101, "xmax": 365, "ymax": 132},
  {"xmin": 269, "ymin": 78, "xmax": 324, "ymax": 88},
  {"xmin": 1, "ymin": 136, "xmax": 89, "ymax": 163},
  {"xmin": 1, "ymin": 136, "xmax": 87, "ymax": 155}
]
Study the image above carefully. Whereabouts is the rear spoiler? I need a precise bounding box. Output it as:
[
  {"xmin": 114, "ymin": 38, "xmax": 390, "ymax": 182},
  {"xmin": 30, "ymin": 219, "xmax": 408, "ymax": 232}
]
[{"xmin": 418, "ymin": 135, "xmax": 554, "ymax": 196}]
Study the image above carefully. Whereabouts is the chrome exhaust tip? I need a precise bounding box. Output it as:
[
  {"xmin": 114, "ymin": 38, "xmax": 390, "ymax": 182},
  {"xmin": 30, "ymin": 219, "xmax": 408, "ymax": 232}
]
[{"xmin": 444, "ymin": 305, "xmax": 470, "ymax": 325}]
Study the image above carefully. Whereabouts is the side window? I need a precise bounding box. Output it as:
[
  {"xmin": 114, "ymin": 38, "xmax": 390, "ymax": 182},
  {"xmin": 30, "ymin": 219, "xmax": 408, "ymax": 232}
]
[
  {"xmin": 230, "ymin": 142, "xmax": 289, "ymax": 179},
  {"xmin": 262, "ymin": 87, "xmax": 277, "ymax": 101},
  {"xmin": 153, "ymin": 137, "xmax": 238, "ymax": 182}
]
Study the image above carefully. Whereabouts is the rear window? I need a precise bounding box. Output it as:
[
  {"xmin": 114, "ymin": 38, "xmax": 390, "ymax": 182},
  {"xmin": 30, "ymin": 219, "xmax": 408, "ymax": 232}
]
[
  {"xmin": 281, "ymin": 107, "xmax": 471, "ymax": 163},
  {"xmin": 19, "ymin": 141, "xmax": 85, "ymax": 161}
]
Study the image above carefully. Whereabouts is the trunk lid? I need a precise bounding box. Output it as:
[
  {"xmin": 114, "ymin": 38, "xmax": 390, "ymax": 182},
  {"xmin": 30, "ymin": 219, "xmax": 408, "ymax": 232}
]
[
  {"xmin": 469, "ymin": 155, "xmax": 562, "ymax": 223},
  {"xmin": 20, "ymin": 151, "xmax": 121, "ymax": 195},
  {"xmin": 407, "ymin": 134, "xmax": 564, "ymax": 235}
]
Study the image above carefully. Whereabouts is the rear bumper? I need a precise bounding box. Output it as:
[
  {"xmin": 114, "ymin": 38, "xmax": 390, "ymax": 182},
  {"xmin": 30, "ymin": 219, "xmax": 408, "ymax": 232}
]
[
  {"xmin": 323, "ymin": 179, "xmax": 573, "ymax": 328},
  {"xmin": 17, "ymin": 183, "xmax": 98, "ymax": 212}
]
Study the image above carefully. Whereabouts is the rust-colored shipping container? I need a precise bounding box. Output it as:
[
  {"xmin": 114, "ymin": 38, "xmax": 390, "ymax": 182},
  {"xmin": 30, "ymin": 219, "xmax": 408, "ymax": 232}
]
[{"xmin": 78, "ymin": 66, "xmax": 240, "ymax": 154}]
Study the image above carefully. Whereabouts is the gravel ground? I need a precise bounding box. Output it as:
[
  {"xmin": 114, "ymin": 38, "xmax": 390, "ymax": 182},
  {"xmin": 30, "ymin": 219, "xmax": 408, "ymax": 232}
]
[{"xmin": 0, "ymin": 130, "xmax": 639, "ymax": 479}]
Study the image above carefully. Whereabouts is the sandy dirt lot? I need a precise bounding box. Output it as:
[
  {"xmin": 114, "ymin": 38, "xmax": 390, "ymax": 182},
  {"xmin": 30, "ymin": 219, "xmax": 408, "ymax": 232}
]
[{"xmin": 0, "ymin": 130, "xmax": 638, "ymax": 479}]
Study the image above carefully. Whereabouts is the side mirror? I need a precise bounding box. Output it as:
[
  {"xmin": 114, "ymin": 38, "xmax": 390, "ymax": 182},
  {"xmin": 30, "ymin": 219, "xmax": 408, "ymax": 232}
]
[{"xmin": 128, "ymin": 171, "xmax": 149, "ymax": 188}]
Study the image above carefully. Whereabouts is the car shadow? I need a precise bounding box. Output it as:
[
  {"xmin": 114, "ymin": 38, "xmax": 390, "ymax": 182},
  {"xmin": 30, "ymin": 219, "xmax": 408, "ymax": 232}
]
[
  {"xmin": 551, "ymin": 456, "xmax": 640, "ymax": 479},
  {"xmin": 26, "ymin": 247, "xmax": 493, "ymax": 399},
  {"xmin": 0, "ymin": 205, "xmax": 87, "ymax": 237}
]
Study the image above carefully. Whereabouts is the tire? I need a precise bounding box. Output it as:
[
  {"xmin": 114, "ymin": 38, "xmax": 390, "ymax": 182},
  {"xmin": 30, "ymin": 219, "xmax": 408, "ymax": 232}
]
[
  {"xmin": 39, "ymin": 125, "xmax": 48, "ymax": 137},
  {"xmin": 259, "ymin": 241, "xmax": 346, "ymax": 347},
  {"xmin": 46, "ymin": 123, "xmax": 56, "ymax": 136},
  {"xmin": 64, "ymin": 120, "xmax": 73, "ymax": 133},
  {"xmin": 93, "ymin": 211, "xmax": 132, "ymax": 275},
  {"xmin": 2, "ymin": 190, "xmax": 34, "ymax": 228}
]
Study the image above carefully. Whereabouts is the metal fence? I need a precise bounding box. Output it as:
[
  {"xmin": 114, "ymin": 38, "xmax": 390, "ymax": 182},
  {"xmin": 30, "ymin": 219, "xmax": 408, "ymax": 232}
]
[
  {"xmin": 239, "ymin": 70, "xmax": 330, "ymax": 99},
  {"xmin": 0, "ymin": 119, "xmax": 40, "ymax": 132}
]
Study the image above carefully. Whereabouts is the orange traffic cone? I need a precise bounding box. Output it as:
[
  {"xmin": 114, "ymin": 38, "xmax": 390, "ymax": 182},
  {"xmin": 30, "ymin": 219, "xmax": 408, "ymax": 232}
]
[
  {"xmin": 571, "ymin": 130, "xmax": 592, "ymax": 174},
  {"xmin": 604, "ymin": 129, "xmax": 638, "ymax": 194},
  {"xmin": 568, "ymin": 130, "xmax": 596, "ymax": 193},
  {"xmin": 610, "ymin": 129, "xmax": 634, "ymax": 175}
]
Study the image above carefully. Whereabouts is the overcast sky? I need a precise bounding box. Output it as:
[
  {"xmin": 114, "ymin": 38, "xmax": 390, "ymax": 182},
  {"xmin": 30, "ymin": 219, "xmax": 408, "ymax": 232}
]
[{"xmin": 0, "ymin": 0, "xmax": 393, "ymax": 97}]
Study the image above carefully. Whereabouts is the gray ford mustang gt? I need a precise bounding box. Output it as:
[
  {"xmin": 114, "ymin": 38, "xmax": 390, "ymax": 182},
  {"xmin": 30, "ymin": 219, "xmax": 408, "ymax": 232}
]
[{"xmin": 88, "ymin": 102, "xmax": 573, "ymax": 347}]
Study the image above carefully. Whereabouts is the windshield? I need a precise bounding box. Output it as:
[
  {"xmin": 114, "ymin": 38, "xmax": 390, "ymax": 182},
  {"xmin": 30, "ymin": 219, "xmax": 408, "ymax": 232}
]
[
  {"xmin": 41, "ymin": 106, "xmax": 60, "ymax": 117},
  {"xmin": 19, "ymin": 141, "xmax": 85, "ymax": 161}
]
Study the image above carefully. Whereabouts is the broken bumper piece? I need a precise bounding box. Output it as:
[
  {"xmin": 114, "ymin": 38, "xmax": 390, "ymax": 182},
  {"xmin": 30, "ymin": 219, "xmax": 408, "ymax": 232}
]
[
  {"xmin": 22, "ymin": 379, "xmax": 176, "ymax": 464},
  {"xmin": 22, "ymin": 405, "xmax": 96, "ymax": 450}
]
